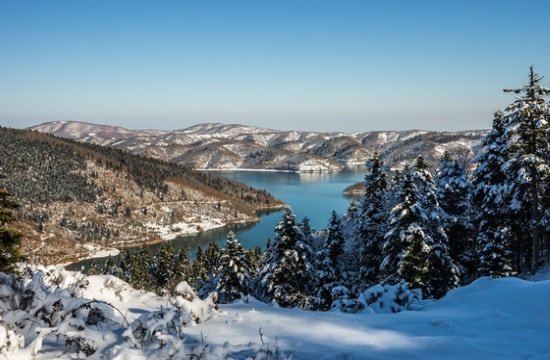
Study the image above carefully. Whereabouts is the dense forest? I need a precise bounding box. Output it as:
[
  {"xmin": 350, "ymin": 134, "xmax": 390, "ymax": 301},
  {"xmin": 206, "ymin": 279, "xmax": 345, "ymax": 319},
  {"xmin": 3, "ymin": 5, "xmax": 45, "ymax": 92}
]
[{"xmin": 89, "ymin": 67, "xmax": 550, "ymax": 310}]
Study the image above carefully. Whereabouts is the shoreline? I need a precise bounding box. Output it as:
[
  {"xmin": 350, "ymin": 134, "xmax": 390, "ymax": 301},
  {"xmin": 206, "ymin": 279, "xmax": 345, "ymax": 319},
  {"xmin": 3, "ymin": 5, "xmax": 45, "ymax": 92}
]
[
  {"xmin": 199, "ymin": 163, "xmax": 366, "ymax": 173},
  {"xmin": 63, "ymin": 204, "xmax": 285, "ymax": 268}
]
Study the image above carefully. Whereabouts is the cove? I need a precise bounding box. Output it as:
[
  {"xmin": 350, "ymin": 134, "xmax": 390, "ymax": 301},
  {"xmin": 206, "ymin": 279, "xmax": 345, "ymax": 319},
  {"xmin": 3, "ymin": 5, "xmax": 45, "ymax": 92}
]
[{"xmin": 66, "ymin": 166, "xmax": 366, "ymax": 271}]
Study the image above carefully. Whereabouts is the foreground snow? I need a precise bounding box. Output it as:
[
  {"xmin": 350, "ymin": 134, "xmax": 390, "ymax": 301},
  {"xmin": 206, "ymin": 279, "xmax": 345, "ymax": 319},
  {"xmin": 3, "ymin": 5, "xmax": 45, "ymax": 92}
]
[{"xmin": 2, "ymin": 269, "xmax": 549, "ymax": 359}]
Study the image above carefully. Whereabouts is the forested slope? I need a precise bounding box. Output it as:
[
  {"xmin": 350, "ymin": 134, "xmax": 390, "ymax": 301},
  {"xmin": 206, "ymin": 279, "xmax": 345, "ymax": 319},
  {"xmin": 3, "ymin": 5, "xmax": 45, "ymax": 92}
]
[{"xmin": 0, "ymin": 127, "xmax": 283, "ymax": 265}]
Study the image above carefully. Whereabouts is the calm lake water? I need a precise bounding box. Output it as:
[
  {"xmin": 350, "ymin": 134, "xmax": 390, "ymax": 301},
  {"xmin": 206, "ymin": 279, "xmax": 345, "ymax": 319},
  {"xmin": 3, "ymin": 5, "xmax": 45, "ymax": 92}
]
[{"xmin": 66, "ymin": 166, "xmax": 366, "ymax": 271}]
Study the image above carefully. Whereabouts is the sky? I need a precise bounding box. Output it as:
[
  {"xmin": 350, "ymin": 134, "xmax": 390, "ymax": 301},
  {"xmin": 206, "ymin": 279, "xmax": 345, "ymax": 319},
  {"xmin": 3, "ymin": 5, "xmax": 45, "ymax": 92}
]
[{"xmin": 1, "ymin": 0, "xmax": 549, "ymax": 133}]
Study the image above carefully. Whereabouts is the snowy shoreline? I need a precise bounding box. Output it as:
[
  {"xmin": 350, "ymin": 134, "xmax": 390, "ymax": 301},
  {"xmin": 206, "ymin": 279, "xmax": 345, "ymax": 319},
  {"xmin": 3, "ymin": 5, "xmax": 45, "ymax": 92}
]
[{"xmin": 63, "ymin": 212, "xmax": 271, "ymax": 267}]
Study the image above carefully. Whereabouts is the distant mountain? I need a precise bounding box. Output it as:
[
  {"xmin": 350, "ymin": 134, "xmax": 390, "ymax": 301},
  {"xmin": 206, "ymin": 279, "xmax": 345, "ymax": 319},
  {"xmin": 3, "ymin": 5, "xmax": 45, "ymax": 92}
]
[
  {"xmin": 0, "ymin": 127, "xmax": 283, "ymax": 265},
  {"xmin": 29, "ymin": 121, "xmax": 489, "ymax": 171}
]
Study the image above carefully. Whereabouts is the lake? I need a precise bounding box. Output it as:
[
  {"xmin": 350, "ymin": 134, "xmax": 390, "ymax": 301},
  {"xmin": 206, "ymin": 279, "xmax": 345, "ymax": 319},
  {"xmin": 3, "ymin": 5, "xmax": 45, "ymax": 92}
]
[{"xmin": 66, "ymin": 166, "xmax": 366, "ymax": 270}]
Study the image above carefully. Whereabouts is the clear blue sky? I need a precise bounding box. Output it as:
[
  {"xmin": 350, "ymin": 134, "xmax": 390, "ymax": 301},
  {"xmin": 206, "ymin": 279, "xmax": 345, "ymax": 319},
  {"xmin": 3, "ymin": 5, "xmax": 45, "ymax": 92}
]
[{"xmin": 1, "ymin": 0, "xmax": 549, "ymax": 132}]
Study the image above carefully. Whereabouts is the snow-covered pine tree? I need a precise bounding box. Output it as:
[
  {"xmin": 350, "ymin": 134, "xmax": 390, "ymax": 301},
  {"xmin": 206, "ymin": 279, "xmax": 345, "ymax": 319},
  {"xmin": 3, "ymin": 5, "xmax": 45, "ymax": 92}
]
[
  {"xmin": 171, "ymin": 247, "xmax": 190, "ymax": 289},
  {"xmin": 118, "ymin": 248, "xmax": 134, "ymax": 283},
  {"xmin": 150, "ymin": 241, "xmax": 175, "ymax": 294},
  {"xmin": 415, "ymin": 157, "xmax": 460, "ymax": 298},
  {"xmin": 471, "ymin": 110, "xmax": 513, "ymax": 278},
  {"xmin": 130, "ymin": 245, "xmax": 154, "ymax": 292},
  {"xmin": 196, "ymin": 241, "xmax": 222, "ymax": 298},
  {"xmin": 434, "ymin": 152, "xmax": 475, "ymax": 278},
  {"xmin": 298, "ymin": 216, "xmax": 317, "ymax": 251},
  {"xmin": 312, "ymin": 211, "xmax": 345, "ymax": 310},
  {"xmin": 245, "ymin": 246, "xmax": 262, "ymax": 279},
  {"xmin": 382, "ymin": 165, "xmax": 426, "ymax": 286},
  {"xmin": 501, "ymin": 66, "xmax": 550, "ymax": 273},
  {"xmin": 398, "ymin": 226, "xmax": 430, "ymax": 292},
  {"xmin": 357, "ymin": 153, "xmax": 389, "ymax": 289},
  {"xmin": 216, "ymin": 231, "xmax": 251, "ymax": 303},
  {"xmin": 326, "ymin": 211, "xmax": 345, "ymax": 267},
  {"xmin": 255, "ymin": 206, "xmax": 313, "ymax": 308},
  {"xmin": 100, "ymin": 254, "xmax": 122, "ymax": 277},
  {"xmin": 383, "ymin": 160, "xmax": 459, "ymax": 298},
  {"xmin": 189, "ymin": 244, "xmax": 207, "ymax": 289}
]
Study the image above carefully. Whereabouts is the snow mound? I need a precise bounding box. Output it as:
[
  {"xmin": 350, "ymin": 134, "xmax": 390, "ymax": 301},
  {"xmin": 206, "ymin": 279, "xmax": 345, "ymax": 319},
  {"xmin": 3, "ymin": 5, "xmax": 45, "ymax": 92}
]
[{"xmin": 1, "ymin": 267, "xmax": 550, "ymax": 359}]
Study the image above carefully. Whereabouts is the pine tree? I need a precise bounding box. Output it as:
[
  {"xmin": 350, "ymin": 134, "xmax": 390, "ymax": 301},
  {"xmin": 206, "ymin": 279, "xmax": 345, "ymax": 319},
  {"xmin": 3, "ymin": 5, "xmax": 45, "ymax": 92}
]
[
  {"xmin": 434, "ymin": 152, "xmax": 474, "ymax": 278},
  {"xmin": 256, "ymin": 206, "xmax": 313, "ymax": 308},
  {"xmin": 382, "ymin": 165, "xmax": 425, "ymax": 286},
  {"xmin": 383, "ymin": 161, "xmax": 459, "ymax": 298},
  {"xmin": 471, "ymin": 111, "xmax": 513, "ymax": 278},
  {"xmin": 501, "ymin": 66, "xmax": 550, "ymax": 272},
  {"xmin": 357, "ymin": 153, "xmax": 389, "ymax": 288},
  {"xmin": 189, "ymin": 245, "xmax": 208, "ymax": 289},
  {"xmin": 0, "ymin": 186, "xmax": 24, "ymax": 272},
  {"xmin": 415, "ymin": 157, "xmax": 460, "ymax": 298},
  {"xmin": 171, "ymin": 247, "xmax": 190, "ymax": 288},
  {"xmin": 312, "ymin": 211, "xmax": 345, "ymax": 310},
  {"xmin": 195, "ymin": 241, "xmax": 222, "ymax": 298},
  {"xmin": 399, "ymin": 227, "xmax": 430, "ymax": 292},
  {"xmin": 216, "ymin": 231, "xmax": 251, "ymax": 303},
  {"xmin": 245, "ymin": 246, "xmax": 262, "ymax": 279},
  {"xmin": 151, "ymin": 241, "xmax": 175, "ymax": 294},
  {"xmin": 119, "ymin": 248, "xmax": 134, "ymax": 283},
  {"xmin": 130, "ymin": 245, "xmax": 154, "ymax": 292},
  {"xmin": 100, "ymin": 254, "xmax": 122, "ymax": 277}
]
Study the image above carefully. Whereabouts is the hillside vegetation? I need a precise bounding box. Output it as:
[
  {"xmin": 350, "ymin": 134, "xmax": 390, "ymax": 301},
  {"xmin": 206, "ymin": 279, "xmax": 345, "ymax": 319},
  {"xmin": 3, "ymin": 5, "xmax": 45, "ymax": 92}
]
[{"xmin": 0, "ymin": 127, "xmax": 283, "ymax": 265}]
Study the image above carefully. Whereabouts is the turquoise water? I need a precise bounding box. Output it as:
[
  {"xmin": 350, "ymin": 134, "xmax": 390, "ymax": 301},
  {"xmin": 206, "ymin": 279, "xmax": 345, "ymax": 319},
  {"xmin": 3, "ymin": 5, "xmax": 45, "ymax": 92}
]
[{"xmin": 66, "ymin": 166, "xmax": 366, "ymax": 270}]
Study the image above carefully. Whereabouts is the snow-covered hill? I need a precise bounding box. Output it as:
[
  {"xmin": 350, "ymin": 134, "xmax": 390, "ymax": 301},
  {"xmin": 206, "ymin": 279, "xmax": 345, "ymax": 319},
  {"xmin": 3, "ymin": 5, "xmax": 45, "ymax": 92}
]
[
  {"xmin": 29, "ymin": 121, "xmax": 489, "ymax": 171},
  {"xmin": 2, "ymin": 266, "xmax": 549, "ymax": 359}
]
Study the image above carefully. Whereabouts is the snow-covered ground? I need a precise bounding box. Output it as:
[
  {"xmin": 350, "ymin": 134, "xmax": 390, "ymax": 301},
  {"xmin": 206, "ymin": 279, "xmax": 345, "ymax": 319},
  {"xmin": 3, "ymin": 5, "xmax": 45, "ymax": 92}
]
[
  {"xmin": 146, "ymin": 217, "xmax": 226, "ymax": 241},
  {"xmin": 2, "ymin": 267, "xmax": 549, "ymax": 360}
]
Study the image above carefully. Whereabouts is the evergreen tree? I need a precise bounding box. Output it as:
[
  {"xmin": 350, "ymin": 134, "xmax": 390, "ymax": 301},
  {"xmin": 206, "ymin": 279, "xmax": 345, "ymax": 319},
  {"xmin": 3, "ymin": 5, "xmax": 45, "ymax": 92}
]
[
  {"xmin": 357, "ymin": 153, "xmax": 389, "ymax": 288},
  {"xmin": 471, "ymin": 111, "xmax": 513, "ymax": 277},
  {"xmin": 151, "ymin": 241, "xmax": 175, "ymax": 294},
  {"xmin": 312, "ymin": 211, "xmax": 345, "ymax": 310},
  {"xmin": 245, "ymin": 246, "xmax": 262, "ymax": 279},
  {"xmin": 216, "ymin": 231, "xmax": 251, "ymax": 303},
  {"xmin": 326, "ymin": 211, "xmax": 345, "ymax": 265},
  {"xmin": 383, "ymin": 162, "xmax": 459, "ymax": 298},
  {"xmin": 119, "ymin": 248, "xmax": 134, "ymax": 283},
  {"xmin": 298, "ymin": 217, "xmax": 316, "ymax": 250},
  {"xmin": 399, "ymin": 227, "xmax": 430, "ymax": 292},
  {"xmin": 195, "ymin": 241, "xmax": 222, "ymax": 298},
  {"xmin": 130, "ymin": 245, "xmax": 154, "ymax": 292},
  {"xmin": 382, "ymin": 165, "xmax": 425, "ymax": 286},
  {"xmin": 434, "ymin": 152, "xmax": 474, "ymax": 277},
  {"xmin": 501, "ymin": 66, "xmax": 550, "ymax": 273},
  {"xmin": 101, "ymin": 254, "xmax": 122, "ymax": 277},
  {"xmin": 256, "ymin": 206, "xmax": 313, "ymax": 308},
  {"xmin": 415, "ymin": 157, "xmax": 460, "ymax": 298},
  {"xmin": 189, "ymin": 245, "xmax": 208, "ymax": 289},
  {"xmin": 171, "ymin": 247, "xmax": 190, "ymax": 288},
  {"xmin": 0, "ymin": 186, "xmax": 24, "ymax": 272}
]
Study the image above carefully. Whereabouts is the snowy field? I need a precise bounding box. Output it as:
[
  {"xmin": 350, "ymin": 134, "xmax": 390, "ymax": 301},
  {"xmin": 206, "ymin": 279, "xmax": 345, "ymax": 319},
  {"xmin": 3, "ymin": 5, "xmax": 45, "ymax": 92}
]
[{"xmin": 1, "ymin": 268, "xmax": 549, "ymax": 360}]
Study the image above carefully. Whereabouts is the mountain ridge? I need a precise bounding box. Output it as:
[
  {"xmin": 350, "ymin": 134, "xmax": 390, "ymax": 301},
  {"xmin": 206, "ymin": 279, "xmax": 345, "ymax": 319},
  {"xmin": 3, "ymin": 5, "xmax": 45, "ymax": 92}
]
[{"xmin": 29, "ymin": 121, "xmax": 489, "ymax": 172}]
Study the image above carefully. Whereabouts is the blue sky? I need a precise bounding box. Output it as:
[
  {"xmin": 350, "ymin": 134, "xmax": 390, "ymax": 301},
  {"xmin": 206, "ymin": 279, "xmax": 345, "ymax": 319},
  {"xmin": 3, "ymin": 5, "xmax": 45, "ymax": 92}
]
[{"xmin": 1, "ymin": 0, "xmax": 549, "ymax": 132}]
